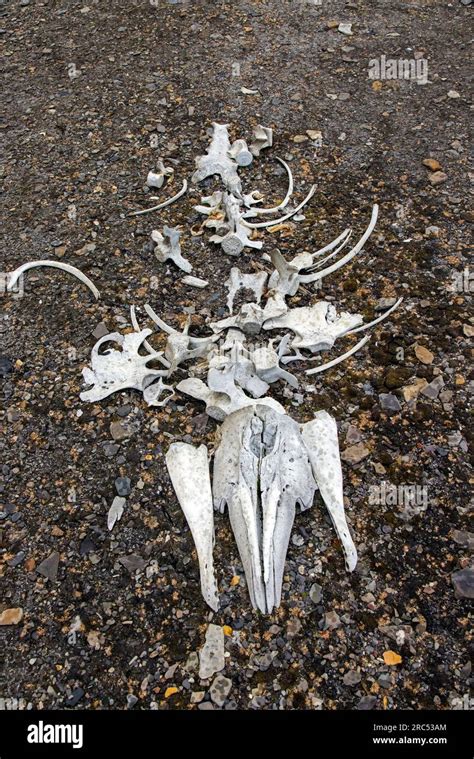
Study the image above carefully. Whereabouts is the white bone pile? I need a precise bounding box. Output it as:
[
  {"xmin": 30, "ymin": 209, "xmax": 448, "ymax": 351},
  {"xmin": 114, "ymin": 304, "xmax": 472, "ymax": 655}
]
[{"xmin": 5, "ymin": 121, "xmax": 402, "ymax": 615}]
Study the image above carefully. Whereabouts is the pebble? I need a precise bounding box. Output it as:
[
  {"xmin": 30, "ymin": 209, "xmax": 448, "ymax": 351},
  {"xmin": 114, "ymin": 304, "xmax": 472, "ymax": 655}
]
[
  {"xmin": 343, "ymin": 670, "xmax": 362, "ymax": 686},
  {"xmin": 199, "ymin": 624, "xmax": 225, "ymax": 680},
  {"xmin": 107, "ymin": 496, "xmax": 126, "ymax": 531},
  {"xmin": 310, "ymin": 583, "xmax": 322, "ymax": 604},
  {"xmin": 420, "ymin": 375, "xmax": 444, "ymax": 399},
  {"xmin": 0, "ymin": 356, "xmax": 13, "ymax": 377},
  {"xmin": 358, "ymin": 695, "xmax": 377, "ymax": 710},
  {"xmin": 341, "ymin": 443, "xmax": 370, "ymax": 464},
  {"xmin": 402, "ymin": 378, "xmax": 428, "ymax": 402},
  {"xmin": 126, "ymin": 694, "xmax": 138, "ymax": 708},
  {"xmin": 415, "ymin": 345, "xmax": 434, "ymax": 364},
  {"xmin": 379, "ymin": 393, "xmax": 401, "ymax": 412},
  {"xmin": 92, "ymin": 321, "xmax": 109, "ymax": 339},
  {"xmin": 422, "ymin": 158, "xmax": 442, "ymax": 171},
  {"xmin": 110, "ymin": 421, "xmax": 131, "ymax": 441},
  {"xmin": 36, "ymin": 551, "xmax": 60, "ymax": 581},
  {"xmin": 338, "ymin": 22, "xmax": 353, "ymax": 35},
  {"xmin": 324, "ymin": 610, "xmax": 341, "ymax": 630},
  {"xmin": 375, "ymin": 297, "xmax": 397, "ymax": 311},
  {"xmin": 66, "ymin": 688, "xmax": 84, "ymax": 707},
  {"xmin": 451, "ymin": 568, "xmax": 474, "ymax": 599},
  {"xmin": 118, "ymin": 554, "xmax": 147, "ymax": 573},
  {"xmin": 8, "ymin": 551, "xmax": 26, "ymax": 568},
  {"xmin": 428, "ymin": 171, "xmax": 447, "ymax": 185},
  {"xmin": 0, "ymin": 608, "xmax": 23, "ymax": 625},
  {"xmin": 115, "ymin": 477, "xmax": 131, "ymax": 496},
  {"xmin": 209, "ymin": 674, "xmax": 232, "ymax": 707}
]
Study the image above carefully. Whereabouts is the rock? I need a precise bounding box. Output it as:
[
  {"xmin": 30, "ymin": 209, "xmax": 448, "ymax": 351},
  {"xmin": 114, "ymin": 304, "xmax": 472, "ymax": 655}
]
[
  {"xmin": 198, "ymin": 702, "xmax": 214, "ymax": 710},
  {"xmin": 8, "ymin": 551, "xmax": 25, "ymax": 567},
  {"xmin": 209, "ymin": 674, "xmax": 232, "ymax": 706},
  {"xmin": 414, "ymin": 345, "xmax": 434, "ymax": 364},
  {"xmin": 126, "ymin": 694, "xmax": 138, "ymax": 708},
  {"xmin": 92, "ymin": 321, "xmax": 109, "ymax": 340},
  {"xmin": 463, "ymin": 324, "xmax": 474, "ymax": 338},
  {"xmin": 0, "ymin": 356, "xmax": 13, "ymax": 377},
  {"xmin": 306, "ymin": 130, "xmax": 322, "ymax": 141},
  {"xmin": 341, "ymin": 443, "xmax": 370, "ymax": 464},
  {"xmin": 115, "ymin": 477, "xmax": 131, "ymax": 496},
  {"xmin": 65, "ymin": 687, "xmax": 84, "ymax": 707},
  {"xmin": 199, "ymin": 624, "xmax": 225, "ymax": 680},
  {"xmin": 375, "ymin": 297, "xmax": 397, "ymax": 311},
  {"xmin": 447, "ymin": 89, "xmax": 460, "ymax": 98},
  {"xmin": 451, "ymin": 530, "xmax": 474, "ymax": 550},
  {"xmin": 36, "ymin": 551, "xmax": 60, "ymax": 581},
  {"xmin": 309, "ymin": 583, "xmax": 322, "ymax": 604},
  {"xmin": 292, "ymin": 135, "xmax": 308, "ymax": 143},
  {"xmin": 402, "ymin": 377, "xmax": 428, "ymax": 402},
  {"xmin": 345, "ymin": 424, "xmax": 362, "ymax": 444},
  {"xmin": 107, "ymin": 496, "xmax": 126, "ymax": 531},
  {"xmin": 357, "ymin": 695, "xmax": 377, "ymax": 710},
  {"xmin": 110, "ymin": 421, "xmax": 131, "ymax": 441},
  {"xmin": 338, "ymin": 22, "xmax": 353, "ymax": 35},
  {"xmin": 324, "ymin": 610, "xmax": 341, "ymax": 630},
  {"xmin": 420, "ymin": 375, "xmax": 444, "ymax": 399},
  {"xmin": 190, "ymin": 691, "xmax": 205, "ymax": 704},
  {"xmin": 422, "ymin": 158, "xmax": 442, "ymax": 171},
  {"xmin": 0, "ymin": 607, "xmax": 23, "ymax": 625},
  {"xmin": 428, "ymin": 171, "xmax": 447, "ymax": 185},
  {"xmin": 379, "ymin": 393, "xmax": 401, "ymax": 412},
  {"xmin": 184, "ymin": 652, "xmax": 199, "ymax": 673},
  {"xmin": 343, "ymin": 670, "xmax": 362, "ymax": 686},
  {"xmin": 452, "ymin": 568, "xmax": 474, "ymax": 599},
  {"xmin": 118, "ymin": 554, "xmax": 147, "ymax": 573}
]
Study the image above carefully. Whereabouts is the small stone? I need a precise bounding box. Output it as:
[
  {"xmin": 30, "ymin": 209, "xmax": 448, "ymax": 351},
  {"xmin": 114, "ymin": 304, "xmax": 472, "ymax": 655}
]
[
  {"xmin": 127, "ymin": 694, "xmax": 138, "ymax": 708},
  {"xmin": 447, "ymin": 89, "xmax": 460, "ymax": 98},
  {"xmin": 428, "ymin": 171, "xmax": 447, "ymax": 186},
  {"xmin": 463, "ymin": 324, "xmax": 474, "ymax": 337},
  {"xmin": 310, "ymin": 583, "xmax": 322, "ymax": 604},
  {"xmin": 293, "ymin": 135, "xmax": 308, "ymax": 143},
  {"xmin": 343, "ymin": 670, "xmax": 362, "ymax": 686},
  {"xmin": 338, "ymin": 22, "xmax": 353, "ymax": 35},
  {"xmin": 198, "ymin": 702, "xmax": 214, "ymax": 710},
  {"xmin": 306, "ymin": 130, "xmax": 322, "ymax": 141},
  {"xmin": 341, "ymin": 443, "xmax": 370, "ymax": 464},
  {"xmin": 0, "ymin": 607, "xmax": 23, "ymax": 625},
  {"xmin": 110, "ymin": 421, "xmax": 131, "ymax": 441},
  {"xmin": 422, "ymin": 158, "xmax": 442, "ymax": 171},
  {"xmin": 420, "ymin": 375, "xmax": 444, "ymax": 400},
  {"xmin": 209, "ymin": 674, "xmax": 232, "ymax": 707},
  {"xmin": 379, "ymin": 393, "xmax": 401, "ymax": 412},
  {"xmin": 65, "ymin": 688, "xmax": 84, "ymax": 707},
  {"xmin": 184, "ymin": 652, "xmax": 199, "ymax": 673},
  {"xmin": 36, "ymin": 551, "xmax": 60, "ymax": 581},
  {"xmin": 415, "ymin": 345, "xmax": 434, "ymax": 364},
  {"xmin": 92, "ymin": 321, "xmax": 109, "ymax": 340},
  {"xmin": 115, "ymin": 477, "xmax": 131, "ymax": 496},
  {"xmin": 118, "ymin": 554, "xmax": 147, "ymax": 573},
  {"xmin": 402, "ymin": 378, "xmax": 428, "ymax": 402},
  {"xmin": 8, "ymin": 551, "xmax": 25, "ymax": 568},
  {"xmin": 324, "ymin": 610, "xmax": 341, "ymax": 630},
  {"xmin": 375, "ymin": 297, "xmax": 397, "ymax": 312},
  {"xmin": 199, "ymin": 624, "xmax": 225, "ymax": 680},
  {"xmin": 345, "ymin": 424, "xmax": 362, "ymax": 444},
  {"xmin": 452, "ymin": 568, "xmax": 474, "ymax": 599},
  {"xmin": 107, "ymin": 496, "xmax": 126, "ymax": 531},
  {"xmin": 357, "ymin": 695, "xmax": 377, "ymax": 710},
  {"xmin": 190, "ymin": 691, "xmax": 205, "ymax": 704},
  {"xmin": 0, "ymin": 356, "xmax": 13, "ymax": 377}
]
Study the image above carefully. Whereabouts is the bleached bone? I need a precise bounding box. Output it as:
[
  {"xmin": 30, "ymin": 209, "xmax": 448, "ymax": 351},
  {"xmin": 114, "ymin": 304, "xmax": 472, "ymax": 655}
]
[
  {"xmin": 146, "ymin": 159, "xmax": 174, "ymax": 189},
  {"xmin": 7, "ymin": 260, "xmax": 100, "ymax": 299},
  {"xmin": 142, "ymin": 375, "xmax": 175, "ymax": 407},
  {"xmin": 210, "ymin": 192, "xmax": 263, "ymax": 256},
  {"xmin": 208, "ymin": 354, "xmax": 269, "ymax": 399},
  {"xmin": 225, "ymin": 267, "xmax": 268, "ymax": 313},
  {"xmin": 228, "ymin": 139, "xmax": 253, "ymax": 167},
  {"xmin": 128, "ymin": 179, "xmax": 188, "ymax": 217},
  {"xmin": 306, "ymin": 334, "xmax": 371, "ymax": 375},
  {"xmin": 301, "ymin": 411, "xmax": 358, "ymax": 571},
  {"xmin": 213, "ymin": 405, "xmax": 316, "ymax": 613},
  {"xmin": 165, "ymin": 443, "xmax": 219, "ymax": 611},
  {"xmin": 245, "ymin": 157, "xmax": 294, "ymax": 215},
  {"xmin": 80, "ymin": 329, "xmax": 170, "ymax": 405},
  {"xmin": 249, "ymin": 124, "xmax": 273, "ymax": 157},
  {"xmin": 263, "ymin": 301, "xmax": 363, "ymax": 352},
  {"xmin": 241, "ymin": 184, "xmax": 316, "ymax": 229},
  {"xmin": 193, "ymin": 191, "xmax": 223, "ymax": 216},
  {"xmin": 177, "ymin": 372, "xmax": 285, "ymax": 422},
  {"xmin": 181, "ymin": 275, "xmax": 209, "ymax": 289},
  {"xmin": 345, "ymin": 297, "xmax": 403, "ymax": 335},
  {"xmin": 299, "ymin": 204, "xmax": 378, "ymax": 284},
  {"xmin": 152, "ymin": 226, "xmax": 192, "ymax": 273},
  {"xmin": 251, "ymin": 340, "xmax": 298, "ymax": 388},
  {"xmin": 211, "ymin": 302, "xmax": 266, "ymax": 336},
  {"xmin": 143, "ymin": 304, "xmax": 218, "ymax": 371},
  {"xmin": 192, "ymin": 122, "xmax": 243, "ymax": 198}
]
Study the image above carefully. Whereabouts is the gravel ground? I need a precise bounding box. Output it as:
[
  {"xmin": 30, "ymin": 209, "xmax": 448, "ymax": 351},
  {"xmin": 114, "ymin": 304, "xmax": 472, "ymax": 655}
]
[{"xmin": 0, "ymin": 0, "xmax": 472, "ymax": 711}]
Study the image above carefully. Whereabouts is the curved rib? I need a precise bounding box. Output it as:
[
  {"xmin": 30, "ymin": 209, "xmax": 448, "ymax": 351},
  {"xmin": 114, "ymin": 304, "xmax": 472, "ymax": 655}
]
[
  {"xmin": 7, "ymin": 260, "xmax": 100, "ymax": 299},
  {"xmin": 299, "ymin": 204, "xmax": 379, "ymax": 284},
  {"xmin": 304, "ymin": 231, "xmax": 353, "ymax": 272},
  {"xmin": 241, "ymin": 184, "xmax": 316, "ymax": 229},
  {"xmin": 249, "ymin": 157, "xmax": 294, "ymax": 214},
  {"xmin": 306, "ymin": 334, "xmax": 371, "ymax": 375},
  {"xmin": 144, "ymin": 303, "xmax": 177, "ymax": 335},
  {"xmin": 128, "ymin": 179, "xmax": 188, "ymax": 217},
  {"xmin": 346, "ymin": 297, "xmax": 403, "ymax": 336},
  {"xmin": 130, "ymin": 305, "xmax": 170, "ymax": 367}
]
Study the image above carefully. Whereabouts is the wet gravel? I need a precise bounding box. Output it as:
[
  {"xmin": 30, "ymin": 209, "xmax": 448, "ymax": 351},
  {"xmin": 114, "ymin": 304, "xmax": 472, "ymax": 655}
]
[{"xmin": 0, "ymin": 0, "xmax": 472, "ymax": 710}]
